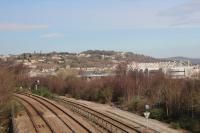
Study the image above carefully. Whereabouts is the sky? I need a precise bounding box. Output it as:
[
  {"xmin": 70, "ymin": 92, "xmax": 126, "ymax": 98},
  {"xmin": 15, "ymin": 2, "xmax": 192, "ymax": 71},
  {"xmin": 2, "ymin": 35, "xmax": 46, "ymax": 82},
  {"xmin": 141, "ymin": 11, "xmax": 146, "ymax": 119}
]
[{"xmin": 0, "ymin": 0, "xmax": 200, "ymax": 58}]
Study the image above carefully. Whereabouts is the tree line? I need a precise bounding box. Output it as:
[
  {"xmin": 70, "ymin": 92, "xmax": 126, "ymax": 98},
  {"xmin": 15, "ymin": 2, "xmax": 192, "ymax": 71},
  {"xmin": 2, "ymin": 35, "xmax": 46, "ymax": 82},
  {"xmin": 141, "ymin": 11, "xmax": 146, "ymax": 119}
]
[{"xmin": 2, "ymin": 63, "xmax": 200, "ymax": 132}]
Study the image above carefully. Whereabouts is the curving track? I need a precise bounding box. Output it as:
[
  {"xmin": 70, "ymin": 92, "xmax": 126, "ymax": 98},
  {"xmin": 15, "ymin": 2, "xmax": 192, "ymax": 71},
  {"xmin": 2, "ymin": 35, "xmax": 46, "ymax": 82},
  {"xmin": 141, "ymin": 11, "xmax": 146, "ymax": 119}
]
[
  {"xmin": 14, "ymin": 93, "xmax": 96, "ymax": 133},
  {"xmin": 16, "ymin": 97, "xmax": 53, "ymax": 133},
  {"xmin": 55, "ymin": 97, "xmax": 158, "ymax": 133},
  {"xmin": 15, "ymin": 92, "xmax": 158, "ymax": 133}
]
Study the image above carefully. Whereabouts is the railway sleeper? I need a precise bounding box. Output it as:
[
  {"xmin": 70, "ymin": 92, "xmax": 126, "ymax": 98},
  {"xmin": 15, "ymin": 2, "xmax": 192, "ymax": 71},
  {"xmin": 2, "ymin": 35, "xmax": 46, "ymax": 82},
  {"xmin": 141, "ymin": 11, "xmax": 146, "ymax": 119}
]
[{"xmin": 67, "ymin": 103, "xmax": 127, "ymax": 133}]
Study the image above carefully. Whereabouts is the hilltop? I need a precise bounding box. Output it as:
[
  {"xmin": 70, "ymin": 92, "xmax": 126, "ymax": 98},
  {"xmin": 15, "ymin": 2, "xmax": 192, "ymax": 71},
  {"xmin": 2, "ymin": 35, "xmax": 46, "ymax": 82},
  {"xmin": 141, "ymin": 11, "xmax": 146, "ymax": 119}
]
[
  {"xmin": 168, "ymin": 57, "xmax": 200, "ymax": 65},
  {"xmin": 0, "ymin": 50, "xmax": 162, "ymax": 68},
  {"xmin": 81, "ymin": 50, "xmax": 161, "ymax": 62}
]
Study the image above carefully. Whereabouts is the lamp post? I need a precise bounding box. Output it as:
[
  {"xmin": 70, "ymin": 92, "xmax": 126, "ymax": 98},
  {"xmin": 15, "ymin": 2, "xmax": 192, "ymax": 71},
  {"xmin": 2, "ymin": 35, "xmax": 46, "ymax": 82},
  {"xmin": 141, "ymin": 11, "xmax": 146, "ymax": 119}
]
[{"xmin": 144, "ymin": 104, "xmax": 150, "ymax": 130}]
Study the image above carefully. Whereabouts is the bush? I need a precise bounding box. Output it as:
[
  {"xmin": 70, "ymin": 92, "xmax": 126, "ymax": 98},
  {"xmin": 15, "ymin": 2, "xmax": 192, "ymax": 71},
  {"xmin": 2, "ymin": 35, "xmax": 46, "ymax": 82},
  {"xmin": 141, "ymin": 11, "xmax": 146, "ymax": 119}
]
[
  {"xmin": 81, "ymin": 87, "xmax": 99, "ymax": 101},
  {"xmin": 150, "ymin": 108, "xmax": 166, "ymax": 121},
  {"xmin": 32, "ymin": 86, "xmax": 53, "ymax": 98},
  {"xmin": 127, "ymin": 97, "xmax": 146, "ymax": 113},
  {"xmin": 191, "ymin": 120, "xmax": 200, "ymax": 133},
  {"xmin": 117, "ymin": 97, "xmax": 125, "ymax": 105},
  {"xmin": 170, "ymin": 122, "xmax": 181, "ymax": 129},
  {"xmin": 179, "ymin": 116, "xmax": 200, "ymax": 133},
  {"xmin": 97, "ymin": 87, "xmax": 113, "ymax": 103}
]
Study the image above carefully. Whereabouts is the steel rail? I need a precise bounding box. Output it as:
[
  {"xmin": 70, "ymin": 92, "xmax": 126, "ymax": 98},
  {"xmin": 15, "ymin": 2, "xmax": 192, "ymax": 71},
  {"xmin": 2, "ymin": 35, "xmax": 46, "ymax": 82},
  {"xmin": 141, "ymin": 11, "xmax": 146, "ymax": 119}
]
[
  {"xmin": 14, "ymin": 96, "xmax": 54, "ymax": 133},
  {"xmin": 56, "ymin": 97, "xmax": 143, "ymax": 133},
  {"xmin": 57, "ymin": 97, "xmax": 159, "ymax": 133},
  {"xmin": 17, "ymin": 93, "xmax": 93, "ymax": 133}
]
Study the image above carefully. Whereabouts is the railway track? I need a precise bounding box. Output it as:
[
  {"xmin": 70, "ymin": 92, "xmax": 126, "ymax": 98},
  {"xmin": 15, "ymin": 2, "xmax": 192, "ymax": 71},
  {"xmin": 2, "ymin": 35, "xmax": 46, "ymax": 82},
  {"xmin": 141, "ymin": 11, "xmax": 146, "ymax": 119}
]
[
  {"xmin": 15, "ymin": 97, "xmax": 53, "ymax": 133},
  {"xmin": 15, "ymin": 92, "xmax": 158, "ymax": 133},
  {"xmin": 14, "ymin": 93, "xmax": 95, "ymax": 133},
  {"xmin": 54, "ymin": 97, "xmax": 158, "ymax": 133}
]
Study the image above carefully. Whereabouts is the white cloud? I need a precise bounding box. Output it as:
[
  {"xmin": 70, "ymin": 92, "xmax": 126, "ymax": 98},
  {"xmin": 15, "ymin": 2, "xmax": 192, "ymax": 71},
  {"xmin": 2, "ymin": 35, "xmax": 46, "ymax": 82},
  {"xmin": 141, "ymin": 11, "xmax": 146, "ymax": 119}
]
[
  {"xmin": 0, "ymin": 23, "xmax": 48, "ymax": 30},
  {"xmin": 159, "ymin": 0, "xmax": 200, "ymax": 27},
  {"xmin": 41, "ymin": 33, "xmax": 64, "ymax": 39}
]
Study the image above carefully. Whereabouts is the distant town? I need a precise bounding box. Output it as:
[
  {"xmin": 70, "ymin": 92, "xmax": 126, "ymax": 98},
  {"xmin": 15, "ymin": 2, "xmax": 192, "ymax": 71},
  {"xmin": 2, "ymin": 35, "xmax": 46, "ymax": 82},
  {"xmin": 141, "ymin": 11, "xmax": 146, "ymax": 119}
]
[{"xmin": 0, "ymin": 50, "xmax": 199, "ymax": 79}]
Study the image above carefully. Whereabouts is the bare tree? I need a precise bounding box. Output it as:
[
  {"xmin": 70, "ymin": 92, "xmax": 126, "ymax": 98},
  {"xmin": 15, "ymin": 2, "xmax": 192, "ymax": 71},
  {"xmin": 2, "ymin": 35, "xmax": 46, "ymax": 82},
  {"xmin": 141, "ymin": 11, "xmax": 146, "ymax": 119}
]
[{"xmin": 0, "ymin": 66, "xmax": 15, "ymax": 105}]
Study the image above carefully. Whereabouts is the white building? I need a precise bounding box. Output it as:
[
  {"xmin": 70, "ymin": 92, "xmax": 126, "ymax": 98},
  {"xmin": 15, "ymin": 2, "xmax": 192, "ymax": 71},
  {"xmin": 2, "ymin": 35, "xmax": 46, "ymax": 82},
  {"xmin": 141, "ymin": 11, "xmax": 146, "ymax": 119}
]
[{"xmin": 128, "ymin": 61, "xmax": 200, "ymax": 79}]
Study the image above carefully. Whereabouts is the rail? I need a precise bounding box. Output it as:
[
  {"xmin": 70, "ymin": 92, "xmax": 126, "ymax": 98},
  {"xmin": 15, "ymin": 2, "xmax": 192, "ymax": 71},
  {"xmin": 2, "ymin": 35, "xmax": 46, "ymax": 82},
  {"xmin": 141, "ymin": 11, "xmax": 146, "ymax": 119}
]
[
  {"xmin": 16, "ymin": 92, "xmax": 158, "ymax": 133},
  {"xmin": 14, "ymin": 93, "xmax": 93, "ymax": 133},
  {"xmin": 55, "ymin": 97, "xmax": 158, "ymax": 133},
  {"xmin": 14, "ymin": 96, "xmax": 53, "ymax": 133}
]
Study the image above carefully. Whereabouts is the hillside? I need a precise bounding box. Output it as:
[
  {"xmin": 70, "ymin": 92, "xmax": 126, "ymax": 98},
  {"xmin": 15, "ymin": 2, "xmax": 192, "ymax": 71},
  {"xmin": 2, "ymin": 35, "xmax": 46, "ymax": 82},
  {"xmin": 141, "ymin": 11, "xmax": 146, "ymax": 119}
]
[
  {"xmin": 7, "ymin": 50, "xmax": 167, "ymax": 69},
  {"xmin": 81, "ymin": 50, "xmax": 161, "ymax": 63},
  {"xmin": 168, "ymin": 57, "xmax": 200, "ymax": 65}
]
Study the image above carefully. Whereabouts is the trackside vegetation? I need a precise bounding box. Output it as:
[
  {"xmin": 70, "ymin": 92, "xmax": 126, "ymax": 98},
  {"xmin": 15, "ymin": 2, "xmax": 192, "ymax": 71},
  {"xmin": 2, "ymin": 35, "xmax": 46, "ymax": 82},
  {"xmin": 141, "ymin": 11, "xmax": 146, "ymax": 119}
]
[{"xmin": 1, "ymin": 63, "xmax": 200, "ymax": 132}]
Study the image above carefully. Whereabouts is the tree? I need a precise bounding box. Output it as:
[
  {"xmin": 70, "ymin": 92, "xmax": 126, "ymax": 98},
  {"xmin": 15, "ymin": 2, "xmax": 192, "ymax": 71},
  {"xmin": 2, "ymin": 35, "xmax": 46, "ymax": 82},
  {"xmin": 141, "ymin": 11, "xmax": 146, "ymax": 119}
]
[{"xmin": 0, "ymin": 66, "xmax": 15, "ymax": 105}]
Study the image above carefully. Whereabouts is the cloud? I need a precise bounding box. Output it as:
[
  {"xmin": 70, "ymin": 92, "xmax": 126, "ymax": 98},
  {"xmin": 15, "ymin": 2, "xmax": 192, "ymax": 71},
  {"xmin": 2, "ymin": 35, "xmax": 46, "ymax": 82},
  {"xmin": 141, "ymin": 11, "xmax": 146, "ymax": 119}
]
[
  {"xmin": 0, "ymin": 23, "xmax": 48, "ymax": 30},
  {"xmin": 159, "ymin": 0, "xmax": 200, "ymax": 27},
  {"xmin": 41, "ymin": 33, "xmax": 64, "ymax": 39}
]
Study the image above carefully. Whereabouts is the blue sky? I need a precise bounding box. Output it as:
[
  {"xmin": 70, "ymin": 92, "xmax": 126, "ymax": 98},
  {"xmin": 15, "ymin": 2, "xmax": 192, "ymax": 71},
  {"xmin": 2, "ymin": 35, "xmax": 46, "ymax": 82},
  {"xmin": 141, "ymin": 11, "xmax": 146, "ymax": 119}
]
[{"xmin": 0, "ymin": 0, "xmax": 200, "ymax": 58}]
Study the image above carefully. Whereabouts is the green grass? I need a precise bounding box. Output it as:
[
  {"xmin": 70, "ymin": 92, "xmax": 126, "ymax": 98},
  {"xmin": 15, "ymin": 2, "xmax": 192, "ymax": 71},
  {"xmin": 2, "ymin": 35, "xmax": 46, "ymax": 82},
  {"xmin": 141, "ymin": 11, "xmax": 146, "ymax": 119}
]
[{"xmin": 31, "ymin": 86, "xmax": 53, "ymax": 99}]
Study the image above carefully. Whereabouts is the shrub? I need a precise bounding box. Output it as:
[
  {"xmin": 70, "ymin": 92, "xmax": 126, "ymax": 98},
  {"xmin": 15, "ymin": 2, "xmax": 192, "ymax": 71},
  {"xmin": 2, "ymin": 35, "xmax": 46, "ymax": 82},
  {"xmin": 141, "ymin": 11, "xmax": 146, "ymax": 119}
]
[
  {"xmin": 128, "ymin": 97, "xmax": 146, "ymax": 113},
  {"xmin": 170, "ymin": 122, "xmax": 181, "ymax": 129},
  {"xmin": 81, "ymin": 87, "xmax": 99, "ymax": 101},
  {"xmin": 191, "ymin": 120, "xmax": 200, "ymax": 133},
  {"xmin": 179, "ymin": 116, "xmax": 200, "ymax": 133},
  {"xmin": 117, "ymin": 97, "xmax": 125, "ymax": 105},
  {"xmin": 150, "ymin": 108, "xmax": 166, "ymax": 121},
  {"xmin": 97, "ymin": 87, "xmax": 113, "ymax": 103},
  {"xmin": 32, "ymin": 86, "xmax": 53, "ymax": 98}
]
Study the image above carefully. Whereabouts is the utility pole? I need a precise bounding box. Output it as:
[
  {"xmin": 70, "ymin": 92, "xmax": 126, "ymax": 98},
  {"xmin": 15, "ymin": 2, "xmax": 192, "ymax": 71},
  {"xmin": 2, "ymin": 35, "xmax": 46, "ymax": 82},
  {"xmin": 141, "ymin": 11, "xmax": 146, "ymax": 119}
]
[
  {"xmin": 35, "ymin": 80, "xmax": 40, "ymax": 91},
  {"xmin": 144, "ymin": 105, "xmax": 151, "ymax": 130}
]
